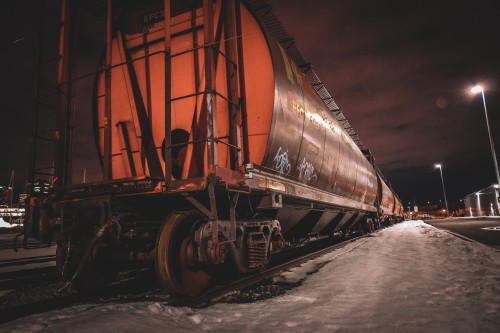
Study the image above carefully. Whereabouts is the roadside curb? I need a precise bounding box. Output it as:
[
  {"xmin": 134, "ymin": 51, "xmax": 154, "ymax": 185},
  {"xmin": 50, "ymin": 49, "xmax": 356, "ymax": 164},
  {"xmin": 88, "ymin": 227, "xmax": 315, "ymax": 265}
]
[{"xmin": 441, "ymin": 229, "xmax": 500, "ymax": 252}]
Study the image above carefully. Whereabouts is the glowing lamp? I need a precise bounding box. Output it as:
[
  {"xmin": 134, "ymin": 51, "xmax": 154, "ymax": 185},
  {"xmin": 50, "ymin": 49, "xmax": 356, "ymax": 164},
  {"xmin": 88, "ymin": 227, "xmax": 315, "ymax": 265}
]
[{"xmin": 470, "ymin": 85, "xmax": 484, "ymax": 94}]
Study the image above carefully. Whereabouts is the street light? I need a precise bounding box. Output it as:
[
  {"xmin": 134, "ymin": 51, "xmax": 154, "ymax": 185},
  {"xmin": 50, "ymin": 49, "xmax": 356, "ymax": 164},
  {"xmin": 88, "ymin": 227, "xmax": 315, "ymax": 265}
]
[
  {"xmin": 470, "ymin": 85, "xmax": 500, "ymax": 189},
  {"xmin": 435, "ymin": 164, "xmax": 449, "ymax": 217},
  {"xmin": 476, "ymin": 192, "xmax": 481, "ymax": 216}
]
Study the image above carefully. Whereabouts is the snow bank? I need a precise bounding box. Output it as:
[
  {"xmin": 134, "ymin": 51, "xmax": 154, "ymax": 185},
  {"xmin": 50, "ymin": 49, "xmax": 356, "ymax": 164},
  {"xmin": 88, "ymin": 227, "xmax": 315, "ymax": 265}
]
[
  {"xmin": 2, "ymin": 220, "xmax": 500, "ymax": 332},
  {"xmin": 0, "ymin": 218, "xmax": 14, "ymax": 228}
]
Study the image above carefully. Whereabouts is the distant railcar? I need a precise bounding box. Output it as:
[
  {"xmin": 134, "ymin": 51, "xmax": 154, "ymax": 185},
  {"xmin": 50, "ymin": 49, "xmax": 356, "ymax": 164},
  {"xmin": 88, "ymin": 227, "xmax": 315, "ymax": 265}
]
[{"xmin": 26, "ymin": 0, "xmax": 403, "ymax": 296}]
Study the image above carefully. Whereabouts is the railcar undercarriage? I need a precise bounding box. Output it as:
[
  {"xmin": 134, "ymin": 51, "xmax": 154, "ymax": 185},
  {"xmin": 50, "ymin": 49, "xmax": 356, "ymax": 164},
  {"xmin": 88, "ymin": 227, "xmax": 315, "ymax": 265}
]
[{"xmin": 33, "ymin": 174, "xmax": 387, "ymax": 296}]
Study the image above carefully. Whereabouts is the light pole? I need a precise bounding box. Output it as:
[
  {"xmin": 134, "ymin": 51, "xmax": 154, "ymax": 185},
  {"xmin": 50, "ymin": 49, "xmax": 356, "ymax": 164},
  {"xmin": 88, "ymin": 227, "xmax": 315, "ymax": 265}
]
[
  {"xmin": 435, "ymin": 164, "xmax": 449, "ymax": 217},
  {"xmin": 476, "ymin": 192, "xmax": 481, "ymax": 216},
  {"xmin": 470, "ymin": 85, "xmax": 500, "ymax": 189}
]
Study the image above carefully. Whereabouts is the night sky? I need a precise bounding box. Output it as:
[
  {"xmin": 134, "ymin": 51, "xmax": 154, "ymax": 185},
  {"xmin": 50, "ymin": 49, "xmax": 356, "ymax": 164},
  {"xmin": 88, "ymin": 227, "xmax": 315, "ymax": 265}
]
[{"xmin": 1, "ymin": 0, "xmax": 500, "ymax": 209}]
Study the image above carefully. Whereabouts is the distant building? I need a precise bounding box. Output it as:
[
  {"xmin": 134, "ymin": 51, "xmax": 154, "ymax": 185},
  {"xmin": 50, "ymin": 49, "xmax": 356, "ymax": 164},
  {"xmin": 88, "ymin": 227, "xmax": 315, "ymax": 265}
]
[
  {"xmin": 0, "ymin": 185, "xmax": 13, "ymax": 207},
  {"xmin": 414, "ymin": 202, "xmax": 446, "ymax": 217},
  {"xmin": 464, "ymin": 185, "xmax": 499, "ymax": 217},
  {"xmin": 31, "ymin": 179, "xmax": 52, "ymax": 195},
  {"xmin": 18, "ymin": 193, "xmax": 28, "ymax": 209}
]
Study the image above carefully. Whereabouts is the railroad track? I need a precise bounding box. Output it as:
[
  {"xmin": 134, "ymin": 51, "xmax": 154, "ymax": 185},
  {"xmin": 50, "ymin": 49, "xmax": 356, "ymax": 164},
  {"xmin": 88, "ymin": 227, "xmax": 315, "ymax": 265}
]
[
  {"xmin": 0, "ymin": 239, "xmax": 47, "ymax": 251},
  {"xmin": 0, "ymin": 265, "xmax": 58, "ymax": 290},
  {"xmin": 0, "ymin": 254, "xmax": 56, "ymax": 268},
  {"xmin": 0, "ymin": 229, "xmax": 384, "ymax": 323},
  {"xmin": 0, "ymin": 254, "xmax": 57, "ymax": 290},
  {"xmin": 168, "ymin": 232, "xmax": 373, "ymax": 308}
]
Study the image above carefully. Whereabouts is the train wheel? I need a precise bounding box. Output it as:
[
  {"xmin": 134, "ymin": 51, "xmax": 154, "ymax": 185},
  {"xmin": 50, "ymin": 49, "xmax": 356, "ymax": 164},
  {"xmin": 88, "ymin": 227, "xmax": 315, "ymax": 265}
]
[
  {"xmin": 56, "ymin": 236, "xmax": 116, "ymax": 293},
  {"xmin": 155, "ymin": 211, "xmax": 211, "ymax": 296}
]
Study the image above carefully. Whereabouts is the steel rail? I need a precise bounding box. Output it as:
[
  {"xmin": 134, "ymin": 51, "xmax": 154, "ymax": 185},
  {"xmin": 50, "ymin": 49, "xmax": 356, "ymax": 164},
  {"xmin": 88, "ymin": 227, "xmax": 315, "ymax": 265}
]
[
  {"xmin": 0, "ymin": 255, "xmax": 55, "ymax": 267},
  {"xmin": 168, "ymin": 231, "xmax": 377, "ymax": 308}
]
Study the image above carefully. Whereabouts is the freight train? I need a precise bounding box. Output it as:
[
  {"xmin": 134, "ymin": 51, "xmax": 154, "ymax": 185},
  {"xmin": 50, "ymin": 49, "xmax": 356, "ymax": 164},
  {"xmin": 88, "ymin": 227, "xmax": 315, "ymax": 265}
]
[{"xmin": 26, "ymin": 0, "xmax": 403, "ymax": 296}]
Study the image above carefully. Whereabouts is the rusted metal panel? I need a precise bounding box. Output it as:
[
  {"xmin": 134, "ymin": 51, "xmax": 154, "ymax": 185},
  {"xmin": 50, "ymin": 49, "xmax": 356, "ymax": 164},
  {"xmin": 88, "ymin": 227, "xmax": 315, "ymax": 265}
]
[
  {"xmin": 103, "ymin": 0, "xmax": 112, "ymax": 181},
  {"xmin": 351, "ymin": 156, "xmax": 377, "ymax": 205},
  {"xmin": 333, "ymin": 212, "xmax": 356, "ymax": 232},
  {"xmin": 262, "ymin": 42, "xmax": 304, "ymax": 182},
  {"xmin": 334, "ymin": 136, "xmax": 352, "ymax": 198},
  {"xmin": 235, "ymin": 3, "xmax": 274, "ymax": 165},
  {"xmin": 116, "ymin": 121, "xmax": 137, "ymax": 177},
  {"xmin": 246, "ymin": 168, "xmax": 377, "ymax": 213},
  {"xmin": 56, "ymin": 0, "xmax": 76, "ymax": 186},
  {"xmin": 364, "ymin": 160, "xmax": 378, "ymax": 205},
  {"xmin": 249, "ymin": 7, "xmax": 380, "ymax": 208},
  {"xmin": 311, "ymin": 210, "xmax": 340, "ymax": 234},
  {"xmin": 204, "ymin": 0, "xmax": 218, "ymax": 174},
  {"xmin": 295, "ymin": 77, "xmax": 326, "ymax": 187},
  {"xmin": 379, "ymin": 177, "xmax": 395, "ymax": 215},
  {"xmin": 215, "ymin": 166, "xmax": 246, "ymax": 188},
  {"xmin": 321, "ymin": 121, "xmax": 341, "ymax": 193},
  {"xmin": 92, "ymin": 0, "xmax": 383, "ymax": 215},
  {"xmin": 255, "ymin": 27, "xmax": 378, "ymax": 207},
  {"xmin": 394, "ymin": 196, "xmax": 403, "ymax": 216},
  {"xmin": 164, "ymin": 177, "xmax": 207, "ymax": 192},
  {"xmin": 118, "ymin": 32, "xmax": 163, "ymax": 178},
  {"xmin": 180, "ymin": 7, "xmax": 202, "ymax": 180},
  {"xmin": 274, "ymin": 208, "xmax": 310, "ymax": 234},
  {"xmin": 344, "ymin": 213, "xmax": 364, "ymax": 230},
  {"xmin": 164, "ymin": 0, "xmax": 172, "ymax": 181},
  {"xmin": 224, "ymin": 0, "xmax": 242, "ymax": 169},
  {"xmin": 235, "ymin": 0, "xmax": 249, "ymax": 164}
]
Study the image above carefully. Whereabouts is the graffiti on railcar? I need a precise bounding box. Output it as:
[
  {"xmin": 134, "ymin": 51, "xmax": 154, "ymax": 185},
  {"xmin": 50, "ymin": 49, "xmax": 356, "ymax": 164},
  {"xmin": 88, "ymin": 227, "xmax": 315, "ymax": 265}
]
[
  {"xmin": 299, "ymin": 157, "xmax": 317, "ymax": 183},
  {"xmin": 274, "ymin": 147, "xmax": 291, "ymax": 176}
]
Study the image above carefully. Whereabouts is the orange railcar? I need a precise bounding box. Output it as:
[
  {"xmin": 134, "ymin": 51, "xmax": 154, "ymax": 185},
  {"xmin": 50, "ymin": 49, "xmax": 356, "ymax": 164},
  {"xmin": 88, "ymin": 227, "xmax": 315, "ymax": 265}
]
[{"xmin": 26, "ymin": 0, "xmax": 403, "ymax": 296}]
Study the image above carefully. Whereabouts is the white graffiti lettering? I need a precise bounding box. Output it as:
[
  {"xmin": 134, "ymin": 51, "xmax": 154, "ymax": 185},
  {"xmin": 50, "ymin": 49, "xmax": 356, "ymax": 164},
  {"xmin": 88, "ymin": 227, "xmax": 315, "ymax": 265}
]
[
  {"xmin": 274, "ymin": 147, "xmax": 291, "ymax": 176},
  {"xmin": 299, "ymin": 157, "xmax": 317, "ymax": 183}
]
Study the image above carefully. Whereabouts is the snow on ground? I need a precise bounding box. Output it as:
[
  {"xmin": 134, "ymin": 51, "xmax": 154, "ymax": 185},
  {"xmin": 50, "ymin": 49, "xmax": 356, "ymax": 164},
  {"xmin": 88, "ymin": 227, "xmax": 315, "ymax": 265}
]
[
  {"xmin": 2, "ymin": 220, "xmax": 500, "ymax": 332},
  {"xmin": 0, "ymin": 218, "xmax": 14, "ymax": 229}
]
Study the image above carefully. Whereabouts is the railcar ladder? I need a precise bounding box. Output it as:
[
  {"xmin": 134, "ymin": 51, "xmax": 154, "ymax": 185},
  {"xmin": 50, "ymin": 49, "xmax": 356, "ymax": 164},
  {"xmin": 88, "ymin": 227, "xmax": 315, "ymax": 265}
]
[
  {"xmin": 28, "ymin": 0, "xmax": 77, "ymax": 190},
  {"xmin": 26, "ymin": 0, "xmax": 77, "ymax": 245},
  {"xmin": 161, "ymin": 0, "xmax": 246, "ymax": 181}
]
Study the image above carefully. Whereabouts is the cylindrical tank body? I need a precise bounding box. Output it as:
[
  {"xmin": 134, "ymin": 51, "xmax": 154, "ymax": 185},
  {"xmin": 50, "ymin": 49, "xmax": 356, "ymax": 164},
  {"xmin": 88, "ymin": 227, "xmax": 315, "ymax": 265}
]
[
  {"xmin": 378, "ymin": 177, "xmax": 395, "ymax": 215},
  {"xmin": 94, "ymin": 0, "xmax": 378, "ymax": 208},
  {"xmin": 394, "ymin": 196, "xmax": 403, "ymax": 217}
]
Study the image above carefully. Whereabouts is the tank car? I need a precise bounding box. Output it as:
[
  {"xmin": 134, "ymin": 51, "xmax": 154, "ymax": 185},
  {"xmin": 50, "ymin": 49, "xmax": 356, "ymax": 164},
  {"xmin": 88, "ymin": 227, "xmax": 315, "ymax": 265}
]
[{"xmin": 26, "ymin": 0, "xmax": 403, "ymax": 296}]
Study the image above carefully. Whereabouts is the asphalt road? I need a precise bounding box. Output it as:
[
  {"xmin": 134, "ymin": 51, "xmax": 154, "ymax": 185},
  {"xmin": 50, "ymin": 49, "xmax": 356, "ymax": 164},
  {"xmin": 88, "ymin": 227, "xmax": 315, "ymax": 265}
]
[{"xmin": 425, "ymin": 217, "xmax": 500, "ymax": 250}]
